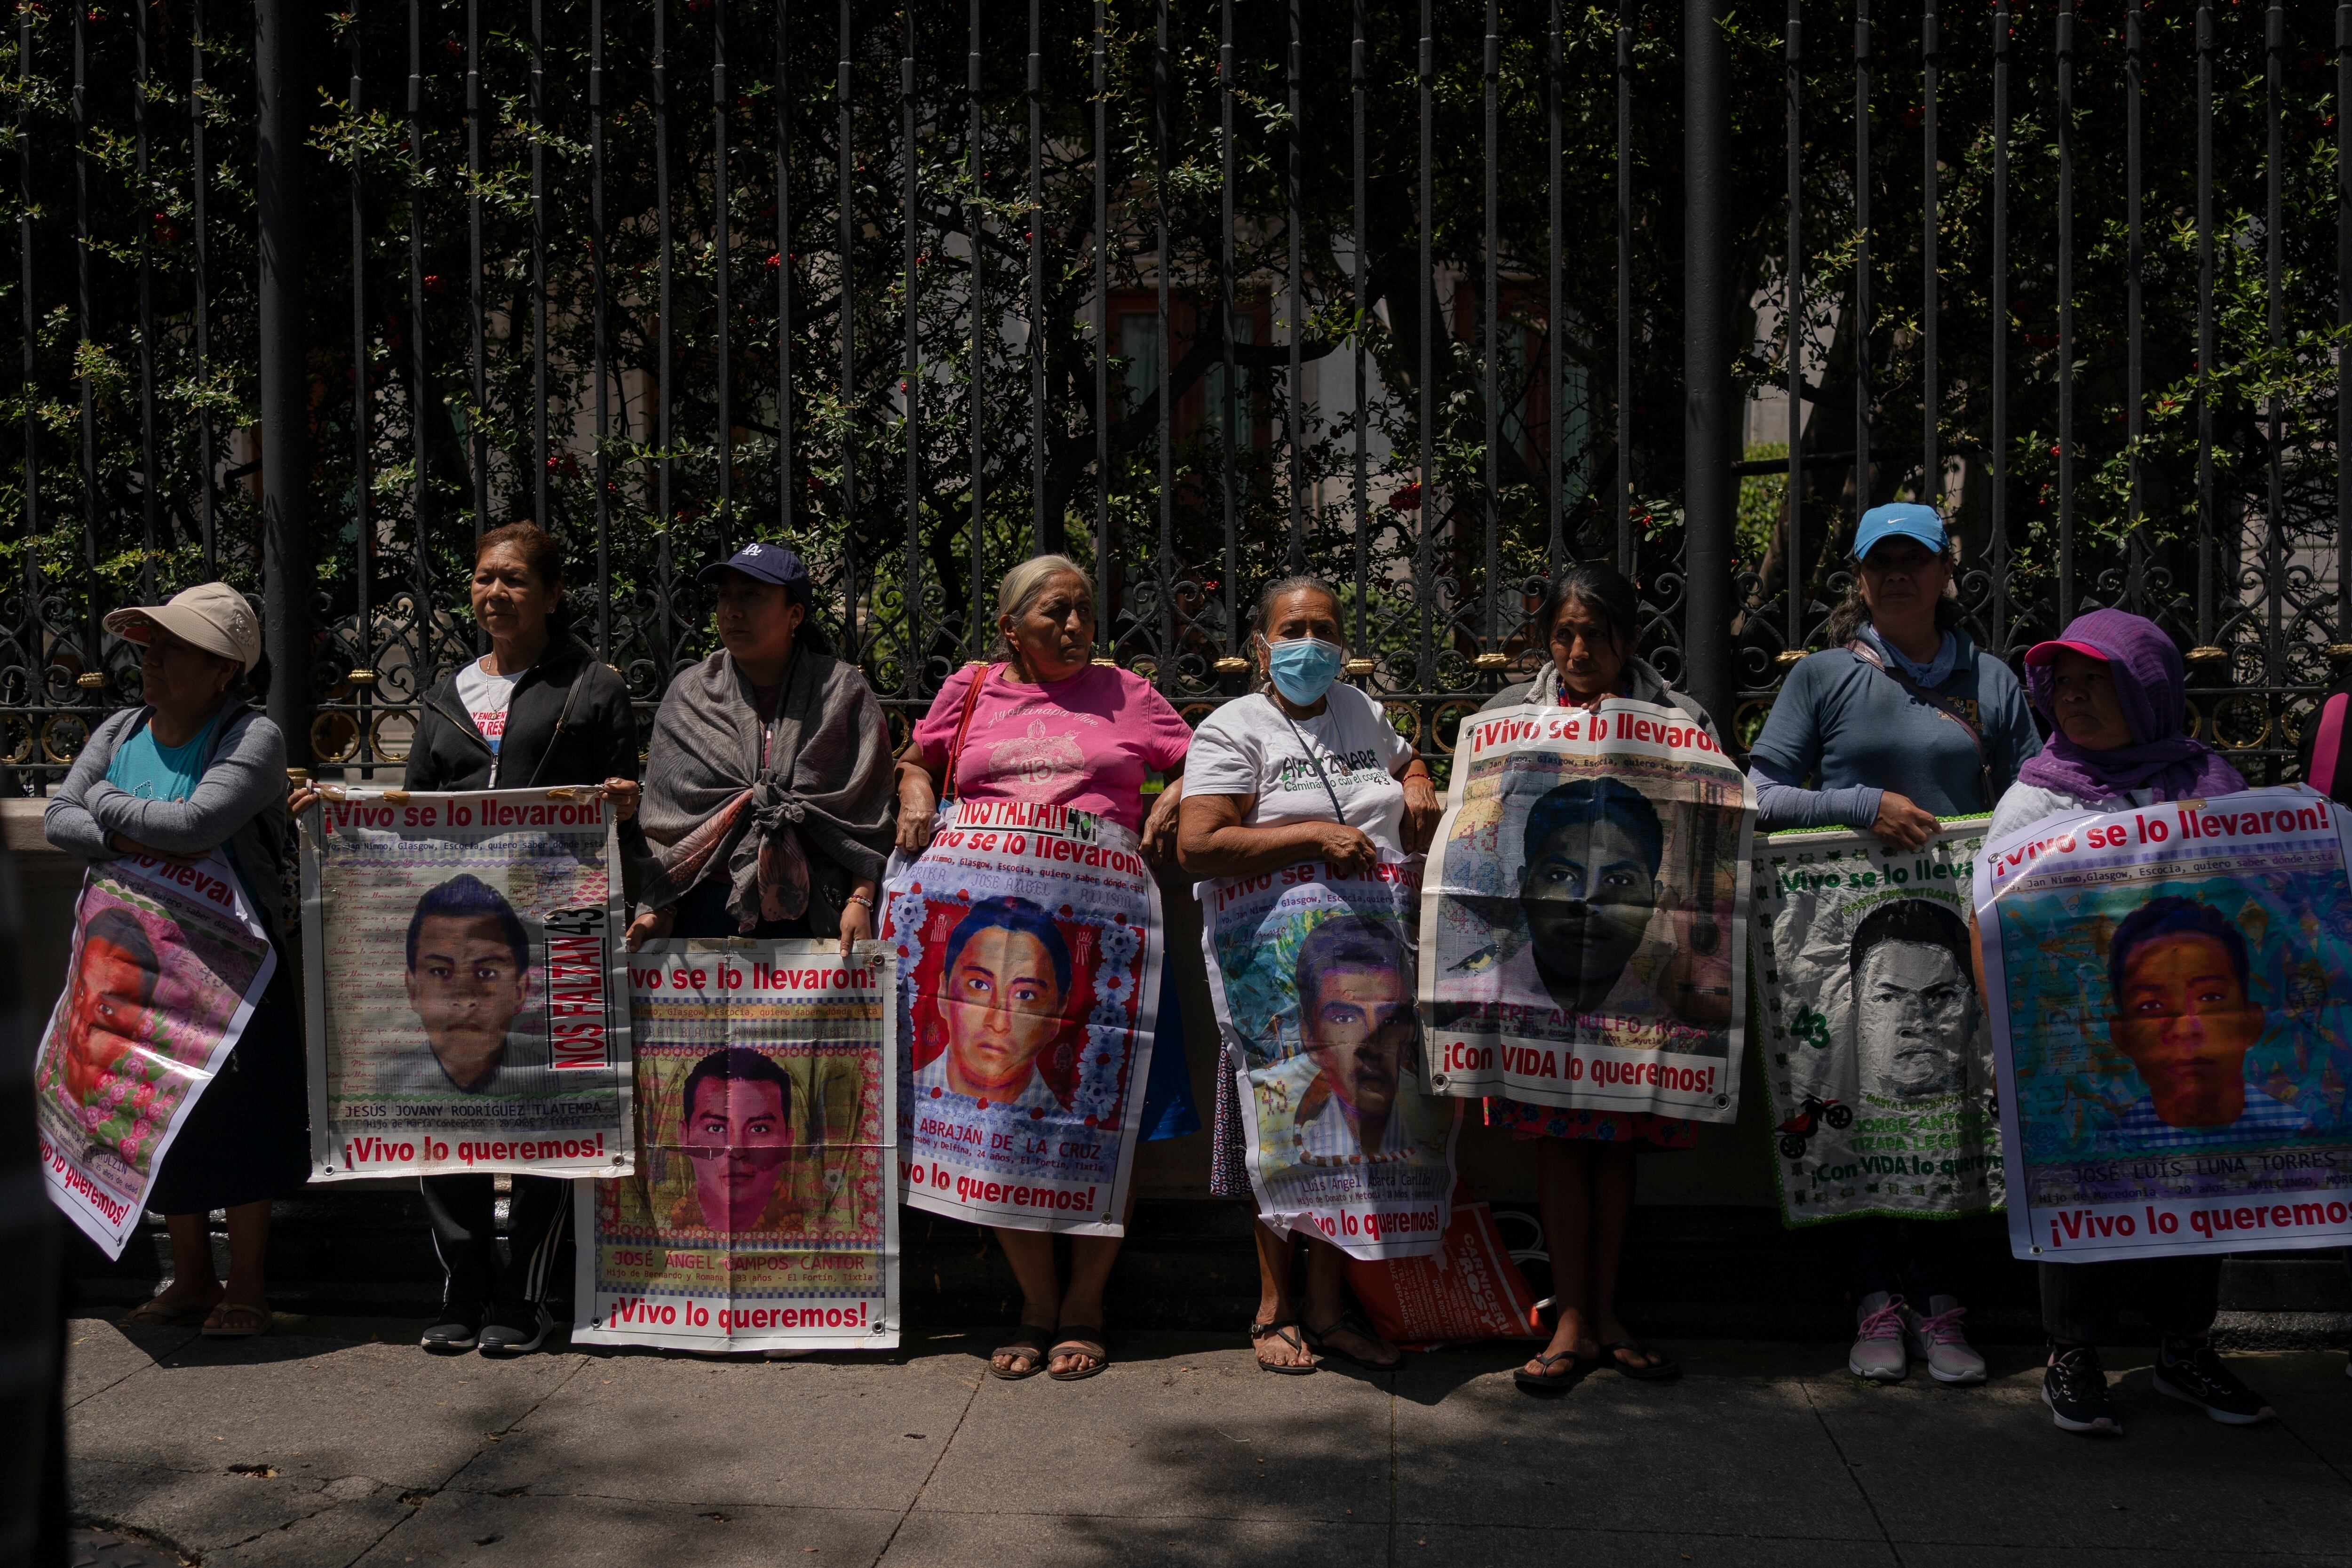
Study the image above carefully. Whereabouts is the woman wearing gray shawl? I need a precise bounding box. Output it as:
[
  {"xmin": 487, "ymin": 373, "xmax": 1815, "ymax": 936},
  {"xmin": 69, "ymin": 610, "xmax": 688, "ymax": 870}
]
[{"xmin": 628, "ymin": 543, "xmax": 895, "ymax": 955}]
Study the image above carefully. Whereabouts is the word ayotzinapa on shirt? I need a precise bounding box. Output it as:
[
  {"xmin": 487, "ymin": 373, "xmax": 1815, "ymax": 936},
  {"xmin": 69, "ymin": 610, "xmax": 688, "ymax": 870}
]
[{"xmin": 1976, "ymin": 785, "xmax": 2352, "ymax": 1261}]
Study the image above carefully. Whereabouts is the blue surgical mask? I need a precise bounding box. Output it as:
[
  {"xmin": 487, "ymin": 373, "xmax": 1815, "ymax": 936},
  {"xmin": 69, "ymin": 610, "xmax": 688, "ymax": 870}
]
[{"xmin": 1267, "ymin": 637, "xmax": 1346, "ymax": 705}]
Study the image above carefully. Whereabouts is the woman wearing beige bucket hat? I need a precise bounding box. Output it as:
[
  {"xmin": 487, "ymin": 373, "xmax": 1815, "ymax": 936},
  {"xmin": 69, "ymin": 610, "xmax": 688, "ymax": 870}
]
[{"xmin": 44, "ymin": 581, "xmax": 306, "ymax": 1338}]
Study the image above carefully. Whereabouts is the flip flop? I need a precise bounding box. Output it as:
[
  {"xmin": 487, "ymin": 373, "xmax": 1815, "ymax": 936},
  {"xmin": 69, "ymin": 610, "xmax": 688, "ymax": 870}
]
[
  {"xmin": 1046, "ymin": 1326, "xmax": 1109, "ymax": 1382},
  {"xmin": 199, "ymin": 1302, "xmax": 272, "ymax": 1339},
  {"xmin": 1304, "ymin": 1310, "xmax": 1401, "ymax": 1372},
  {"xmin": 1600, "ymin": 1339, "xmax": 1681, "ymax": 1381},
  {"xmin": 987, "ymin": 1324, "xmax": 1054, "ymax": 1381},
  {"xmin": 1512, "ymin": 1349, "xmax": 1587, "ymax": 1394},
  {"xmin": 1249, "ymin": 1319, "xmax": 1317, "ymax": 1376},
  {"xmin": 119, "ymin": 1297, "xmax": 214, "ymax": 1328}
]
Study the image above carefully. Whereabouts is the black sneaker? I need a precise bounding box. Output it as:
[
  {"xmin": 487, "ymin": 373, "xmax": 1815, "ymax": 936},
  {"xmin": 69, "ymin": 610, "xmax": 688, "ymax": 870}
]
[
  {"xmin": 2043, "ymin": 1343, "xmax": 2122, "ymax": 1435},
  {"xmin": 2152, "ymin": 1337, "xmax": 2273, "ymax": 1425},
  {"xmin": 421, "ymin": 1301, "xmax": 486, "ymax": 1354},
  {"xmin": 478, "ymin": 1299, "xmax": 553, "ymax": 1357}
]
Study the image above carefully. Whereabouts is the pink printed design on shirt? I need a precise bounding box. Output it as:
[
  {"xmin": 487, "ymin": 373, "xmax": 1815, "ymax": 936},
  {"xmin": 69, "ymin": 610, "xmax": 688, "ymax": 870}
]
[
  {"xmin": 985, "ymin": 717, "xmax": 1085, "ymax": 796},
  {"xmin": 473, "ymin": 708, "xmax": 508, "ymax": 743}
]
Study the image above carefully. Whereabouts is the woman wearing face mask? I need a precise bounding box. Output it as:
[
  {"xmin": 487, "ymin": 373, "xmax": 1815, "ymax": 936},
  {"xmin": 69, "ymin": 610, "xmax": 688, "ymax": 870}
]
[
  {"xmin": 630, "ymin": 541, "xmax": 895, "ymax": 954},
  {"xmin": 47, "ymin": 584, "xmax": 300, "ymax": 1339},
  {"xmin": 1984, "ymin": 608, "xmax": 2273, "ymax": 1437},
  {"xmin": 1480, "ymin": 563, "xmax": 1710, "ymax": 1390},
  {"xmin": 1746, "ymin": 505, "xmax": 2043, "ymax": 1388},
  {"xmin": 1176, "ymin": 575, "xmax": 1441, "ymax": 1373},
  {"xmin": 895, "ymin": 554, "xmax": 1193, "ymax": 1381}
]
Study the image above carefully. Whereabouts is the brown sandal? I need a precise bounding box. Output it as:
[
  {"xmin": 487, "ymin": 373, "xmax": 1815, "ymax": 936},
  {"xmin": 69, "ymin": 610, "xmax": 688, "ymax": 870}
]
[
  {"xmin": 987, "ymin": 1324, "xmax": 1053, "ymax": 1380},
  {"xmin": 120, "ymin": 1296, "xmax": 215, "ymax": 1329},
  {"xmin": 1046, "ymin": 1326, "xmax": 1109, "ymax": 1381},
  {"xmin": 199, "ymin": 1302, "xmax": 272, "ymax": 1339},
  {"xmin": 1250, "ymin": 1319, "xmax": 1317, "ymax": 1376}
]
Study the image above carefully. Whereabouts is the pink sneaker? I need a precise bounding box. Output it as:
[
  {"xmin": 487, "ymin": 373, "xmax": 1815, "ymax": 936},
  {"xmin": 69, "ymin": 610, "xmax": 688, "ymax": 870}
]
[
  {"xmin": 1848, "ymin": 1291, "xmax": 1908, "ymax": 1382},
  {"xmin": 1902, "ymin": 1295, "xmax": 1986, "ymax": 1385}
]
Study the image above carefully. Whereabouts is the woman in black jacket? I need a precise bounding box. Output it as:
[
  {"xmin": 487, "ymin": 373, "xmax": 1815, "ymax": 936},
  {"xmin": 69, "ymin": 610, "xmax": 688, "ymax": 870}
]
[{"xmin": 311, "ymin": 522, "xmax": 641, "ymax": 1356}]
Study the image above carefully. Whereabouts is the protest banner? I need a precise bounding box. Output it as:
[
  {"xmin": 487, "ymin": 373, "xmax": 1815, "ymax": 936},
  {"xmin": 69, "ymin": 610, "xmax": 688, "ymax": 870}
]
[
  {"xmin": 572, "ymin": 939, "xmax": 898, "ymax": 1352},
  {"xmin": 1420, "ymin": 696, "xmax": 1754, "ymax": 1121},
  {"xmin": 301, "ymin": 788, "xmax": 632, "ymax": 1181},
  {"xmin": 1200, "ymin": 857, "xmax": 1456, "ymax": 1258},
  {"xmin": 1752, "ymin": 820, "xmax": 2003, "ymax": 1225},
  {"xmin": 34, "ymin": 852, "xmax": 276, "ymax": 1256},
  {"xmin": 882, "ymin": 797, "xmax": 1159, "ymax": 1236},
  {"xmin": 1977, "ymin": 786, "xmax": 2352, "ymax": 1260}
]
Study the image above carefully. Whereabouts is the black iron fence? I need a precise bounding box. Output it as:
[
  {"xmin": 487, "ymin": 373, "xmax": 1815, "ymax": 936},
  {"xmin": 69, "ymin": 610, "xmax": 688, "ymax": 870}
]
[{"xmin": 4, "ymin": 0, "xmax": 2346, "ymax": 785}]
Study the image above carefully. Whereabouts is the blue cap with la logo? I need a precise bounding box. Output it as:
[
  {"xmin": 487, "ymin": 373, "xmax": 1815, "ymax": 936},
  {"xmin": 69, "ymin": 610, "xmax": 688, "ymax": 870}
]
[{"xmin": 697, "ymin": 540, "xmax": 811, "ymax": 604}]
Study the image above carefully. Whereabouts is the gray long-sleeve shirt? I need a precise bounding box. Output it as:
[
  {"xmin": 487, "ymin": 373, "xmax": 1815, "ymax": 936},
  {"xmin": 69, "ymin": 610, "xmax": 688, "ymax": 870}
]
[{"xmin": 45, "ymin": 701, "xmax": 292, "ymax": 940}]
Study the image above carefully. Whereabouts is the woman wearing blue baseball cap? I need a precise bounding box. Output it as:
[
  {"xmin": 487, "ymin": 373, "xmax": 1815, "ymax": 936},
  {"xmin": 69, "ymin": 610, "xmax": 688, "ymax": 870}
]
[
  {"xmin": 1746, "ymin": 502, "xmax": 2042, "ymax": 1390},
  {"xmin": 630, "ymin": 541, "xmax": 896, "ymax": 954}
]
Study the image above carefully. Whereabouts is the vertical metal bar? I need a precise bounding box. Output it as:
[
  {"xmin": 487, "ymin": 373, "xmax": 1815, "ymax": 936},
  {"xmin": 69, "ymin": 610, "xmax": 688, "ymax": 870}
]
[
  {"xmin": 406, "ymin": 0, "xmax": 430, "ymax": 668},
  {"xmin": 74, "ymin": 0, "xmax": 94, "ymax": 671},
  {"xmin": 1546, "ymin": 0, "xmax": 1563, "ymax": 578},
  {"xmin": 2125, "ymin": 0, "xmax": 2143, "ymax": 607},
  {"xmin": 837, "ymin": 0, "xmax": 856, "ymax": 647},
  {"xmin": 1685, "ymin": 0, "xmax": 1731, "ymax": 730},
  {"xmin": 2057, "ymin": 0, "xmax": 2074, "ymax": 621},
  {"xmin": 1920, "ymin": 0, "xmax": 1937, "ymax": 508},
  {"xmin": 1992, "ymin": 0, "xmax": 2011, "ymax": 649},
  {"xmin": 2196, "ymin": 0, "xmax": 2214, "ymax": 648},
  {"xmin": 1614, "ymin": 0, "xmax": 1631, "ymax": 569},
  {"xmin": 1785, "ymin": 0, "xmax": 1802, "ymax": 646},
  {"xmin": 467, "ymin": 0, "xmax": 487, "ymax": 536},
  {"xmin": 257, "ymin": 0, "xmax": 313, "ymax": 765},
  {"xmin": 1480, "ymin": 0, "xmax": 1497, "ymax": 645},
  {"xmin": 972, "ymin": 0, "xmax": 987, "ymax": 648},
  {"xmin": 194, "ymin": 0, "xmax": 214, "ymax": 573},
  {"xmin": 18, "ymin": 0, "xmax": 36, "ymax": 647},
  {"xmin": 1351, "ymin": 0, "xmax": 1368, "ymax": 645},
  {"xmin": 1852, "ymin": 0, "xmax": 1870, "ymax": 529},
  {"xmin": 2265, "ymin": 1, "xmax": 2284, "ymax": 677},
  {"xmin": 134, "ymin": 0, "xmax": 156, "ymax": 602},
  {"xmin": 1286, "ymin": 0, "xmax": 1303, "ymax": 577},
  {"xmin": 1094, "ymin": 0, "xmax": 1110, "ymax": 637},
  {"xmin": 2338, "ymin": 0, "xmax": 2350, "ymax": 649},
  {"xmin": 715, "ymin": 0, "xmax": 732, "ymax": 541},
  {"xmin": 1221, "ymin": 0, "xmax": 1237, "ymax": 648},
  {"xmin": 656, "ymin": 0, "xmax": 675, "ymax": 671},
  {"xmin": 532, "ymin": 0, "xmax": 548, "ymax": 532},
  {"xmin": 592, "ymin": 0, "xmax": 610, "ymax": 655},
  {"xmin": 1154, "ymin": 0, "xmax": 1171, "ymax": 677},
  {"xmin": 1029, "ymin": 0, "xmax": 1044, "ymax": 557},
  {"xmin": 905, "ymin": 6, "xmax": 922, "ymax": 678},
  {"xmin": 1417, "ymin": 0, "xmax": 1433, "ymax": 680},
  {"xmin": 778, "ymin": 0, "xmax": 793, "ymax": 550},
  {"xmin": 351, "ymin": 0, "xmax": 371, "ymax": 692}
]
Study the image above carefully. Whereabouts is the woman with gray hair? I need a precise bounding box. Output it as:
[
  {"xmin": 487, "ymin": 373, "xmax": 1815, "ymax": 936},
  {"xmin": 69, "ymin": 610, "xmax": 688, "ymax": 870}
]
[
  {"xmin": 1176, "ymin": 573, "xmax": 1440, "ymax": 1373},
  {"xmin": 896, "ymin": 554, "xmax": 1194, "ymax": 1380},
  {"xmin": 45, "ymin": 583, "xmax": 302, "ymax": 1339}
]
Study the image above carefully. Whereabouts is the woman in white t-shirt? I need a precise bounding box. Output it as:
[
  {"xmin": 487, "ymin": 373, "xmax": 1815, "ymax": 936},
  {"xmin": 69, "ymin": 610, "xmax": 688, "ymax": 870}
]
[{"xmin": 1177, "ymin": 575, "xmax": 1441, "ymax": 1373}]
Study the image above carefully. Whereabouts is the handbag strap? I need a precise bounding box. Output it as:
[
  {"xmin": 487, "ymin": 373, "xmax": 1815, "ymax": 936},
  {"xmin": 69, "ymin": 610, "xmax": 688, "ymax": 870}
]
[
  {"xmin": 1844, "ymin": 637, "xmax": 1994, "ymax": 811},
  {"xmin": 940, "ymin": 661, "xmax": 994, "ymax": 804},
  {"xmin": 2313, "ymin": 691, "xmax": 2351, "ymax": 801},
  {"xmin": 1268, "ymin": 692, "xmax": 1349, "ymax": 824}
]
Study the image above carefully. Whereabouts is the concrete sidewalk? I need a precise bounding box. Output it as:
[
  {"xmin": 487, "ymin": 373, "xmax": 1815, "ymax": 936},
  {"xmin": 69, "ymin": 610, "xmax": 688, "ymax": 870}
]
[{"xmin": 64, "ymin": 1316, "xmax": 2352, "ymax": 1568}]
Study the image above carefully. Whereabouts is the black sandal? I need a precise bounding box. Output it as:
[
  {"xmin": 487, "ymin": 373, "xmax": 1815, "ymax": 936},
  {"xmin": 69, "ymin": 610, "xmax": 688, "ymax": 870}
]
[
  {"xmin": 1250, "ymin": 1319, "xmax": 1317, "ymax": 1376},
  {"xmin": 1600, "ymin": 1339, "xmax": 1682, "ymax": 1381},
  {"xmin": 1304, "ymin": 1310, "xmax": 1401, "ymax": 1371},
  {"xmin": 1513, "ymin": 1349, "xmax": 1585, "ymax": 1394},
  {"xmin": 987, "ymin": 1324, "xmax": 1053, "ymax": 1381}
]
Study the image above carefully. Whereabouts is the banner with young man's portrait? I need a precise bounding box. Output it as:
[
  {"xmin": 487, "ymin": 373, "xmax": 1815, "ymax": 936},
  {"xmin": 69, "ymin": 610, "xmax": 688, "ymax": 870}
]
[
  {"xmin": 882, "ymin": 798, "xmax": 1160, "ymax": 1237},
  {"xmin": 1420, "ymin": 697, "xmax": 1755, "ymax": 1121},
  {"xmin": 1977, "ymin": 787, "xmax": 2352, "ymax": 1260},
  {"xmin": 572, "ymin": 940, "xmax": 898, "ymax": 1352},
  {"xmin": 1752, "ymin": 821, "xmax": 2003, "ymax": 1226},
  {"xmin": 1201, "ymin": 858, "xmax": 1456, "ymax": 1259},
  {"xmin": 301, "ymin": 788, "xmax": 632, "ymax": 1180},
  {"xmin": 34, "ymin": 851, "xmax": 276, "ymax": 1256}
]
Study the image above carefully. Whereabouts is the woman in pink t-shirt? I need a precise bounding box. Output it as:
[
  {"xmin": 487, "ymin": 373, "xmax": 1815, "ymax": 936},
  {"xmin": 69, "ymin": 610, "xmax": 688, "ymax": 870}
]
[{"xmin": 896, "ymin": 555, "xmax": 1193, "ymax": 1381}]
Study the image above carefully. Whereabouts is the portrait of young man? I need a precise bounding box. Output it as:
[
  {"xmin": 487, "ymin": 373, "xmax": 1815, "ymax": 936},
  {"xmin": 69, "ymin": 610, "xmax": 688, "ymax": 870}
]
[
  {"xmin": 397, "ymin": 873, "xmax": 547, "ymax": 1096},
  {"xmin": 668, "ymin": 1048, "xmax": 798, "ymax": 1235},
  {"xmin": 913, "ymin": 894, "xmax": 1077, "ymax": 1114},
  {"xmin": 1846, "ymin": 898, "xmax": 1979, "ymax": 1101},
  {"xmin": 1288, "ymin": 915, "xmax": 1419, "ymax": 1165}
]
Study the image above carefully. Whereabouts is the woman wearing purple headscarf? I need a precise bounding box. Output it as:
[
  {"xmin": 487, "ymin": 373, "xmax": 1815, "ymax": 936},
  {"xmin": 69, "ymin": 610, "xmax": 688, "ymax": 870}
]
[{"xmin": 1984, "ymin": 608, "xmax": 2273, "ymax": 1438}]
